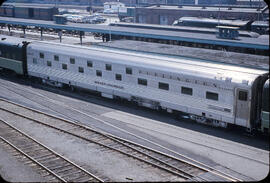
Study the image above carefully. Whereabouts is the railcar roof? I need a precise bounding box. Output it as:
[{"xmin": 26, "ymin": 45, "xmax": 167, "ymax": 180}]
[
  {"xmin": 0, "ymin": 35, "xmax": 29, "ymax": 47},
  {"xmin": 29, "ymin": 41, "xmax": 268, "ymax": 86}
]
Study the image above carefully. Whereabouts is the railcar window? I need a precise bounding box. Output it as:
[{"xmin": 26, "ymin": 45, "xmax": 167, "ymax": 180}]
[
  {"xmin": 96, "ymin": 70, "xmax": 102, "ymax": 77},
  {"xmin": 33, "ymin": 58, "xmax": 37, "ymax": 64},
  {"xmin": 126, "ymin": 67, "xmax": 132, "ymax": 75},
  {"xmin": 70, "ymin": 58, "xmax": 75, "ymax": 64},
  {"xmin": 181, "ymin": 87, "xmax": 193, "ymax": 95},
  {"xmin": 39, "ymin": 53, "xmax": 44, "ymax": 59},
  {"xmin": 78, "ymin": 67, "xmax": 84, "ymax": 73},
  {"xmin": 159, "ymin": 82, "xmax": 169, "ymax": 90},
  {"xmin": 87, "ymin": 61, "xmax": 93, "ymax": 67},
  {"xmin": 47, "ymin": 61, "xmax": 52, "ymax": 67},
  {"xmin": 62, "ymin": 64, "xmax": 67, "ymax": 70},
  {"xmin": 106, "ymin": 64, "xmax": 112, "ymax": 71},
  {"xmin": 115, "ymin": 74, "xmax": 122, "ymax": 81},
  {"xmin": 54, "ymin": 55, "xmax": 59, "ymax": 61},
  {"xmin": 206, "ymin": 91, "xmax": 218, "ymax": 101},
  {"xmin": 238, "ymin": 91, "xmax": 248, "ymax": 101},
  {"xmin": 138, "ymin": 78, "xmax": 147, "ymax": 86}
]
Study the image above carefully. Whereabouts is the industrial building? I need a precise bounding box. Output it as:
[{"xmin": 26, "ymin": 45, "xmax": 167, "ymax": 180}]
[
  {"xmin": 134, "ymin": 5, "xmax": 268, "ymax": 25},
  {"xmin": 0, "ymin": 5, "xmax": 58, "ymax": 21},
  {"xmin": 3, "ymin": 0, "xmax": 267, "ymax": 6}
]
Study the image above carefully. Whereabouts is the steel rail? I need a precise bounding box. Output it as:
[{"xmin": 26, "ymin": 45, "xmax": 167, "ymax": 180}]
[
  {"xmin": 0, "ymin": 97, "xmax": 242, "ymax": 181},
  {"xmin": 0, "ymin": 92, "xmax": 243, "ymax": 182},
  {"xmin": 4, "ymin": 84, "xmax": 245, "ymax": 182},
  {"xmin": 0, "ymin": 105, "xmax": 193, "ymax": 180},
  {"xmin": 0, "ymin": 117, "xmax": 105, "ymax": 182}
]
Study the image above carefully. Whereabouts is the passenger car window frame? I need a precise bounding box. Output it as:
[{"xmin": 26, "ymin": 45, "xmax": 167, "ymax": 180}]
[
  {"xmin": 126, "ymin": 67, "xmax": 132, "ymax": 75},
  {"xmin": 54, "ymin": 55, "xmax": 59, "ymax": 61},
  {"xmin": 158, "ymin": 82, "xmax": 169, "ymax": 90},
  {"xmin": 138, "ymin": 78, "xmax": 147, "ymax": 86},
  {"xmin": 70, "ymin": 58, "xmax": 75, "ymax": 64},
  {"xmin": 206, "ymin": 91, "xmax": 219, "ymax": 101},
  {"xmin": 181, "ymin": 86, "xmax": 193, "ymax": 95},
  {"xmin": 39, "ymin": 52, "xmax": 44, "ymax": 59},
  {"xmin": 47, "ymin": 61, "xmax": 52, "ymax": 67},
  {"xmin": 238, "ymin": 90, "xmax": 248, "ymax": 101},
  {"xmin": 96, "ymin": 70, "xmax": 102, "ymax": 77},
  {"xmin": 78, "ymin": 66, "xmax": 84, "ymax": 73},
  {"xmin": 62, "ymin": 63, "xmax": 67, "ymax": 70},
  {"xmin": 106, "ymin": 64, "xmax": 112, "ymax": 71},
  {"xmin": 87, "ymin": 60, "xmax": 93, "ymax": 67},
  {"xmin": 115, "ymin": 73, "xmax": 122, "ymax": 81}
]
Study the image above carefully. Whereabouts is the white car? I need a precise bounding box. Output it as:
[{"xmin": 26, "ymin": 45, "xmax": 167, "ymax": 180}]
[{"xmin": 103, "ymin": 9, "xmax": 114, "ymax": 14}]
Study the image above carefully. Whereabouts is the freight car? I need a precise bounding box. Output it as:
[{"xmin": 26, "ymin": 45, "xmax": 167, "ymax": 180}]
[{"xmin": 0, "ymin": 35, "xmax": 269, "ymax": 134}]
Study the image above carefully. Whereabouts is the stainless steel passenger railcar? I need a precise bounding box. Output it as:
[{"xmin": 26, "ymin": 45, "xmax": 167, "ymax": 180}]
[{"xmin": 0, "ymin": 35, "xmax": 269, "ymax": 133}]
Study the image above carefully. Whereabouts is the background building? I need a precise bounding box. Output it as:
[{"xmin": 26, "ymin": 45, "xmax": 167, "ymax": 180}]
[
  {"xmin": 135, "ymin": 5, "xmax": 268, "ymax": 25},
  {"xmin": 2, "ymin": 0, "xmax": 267, "ymax": 6},
  {"xmin": 103, "ymin": 1, "xmax": 125, "ymax": 13}
]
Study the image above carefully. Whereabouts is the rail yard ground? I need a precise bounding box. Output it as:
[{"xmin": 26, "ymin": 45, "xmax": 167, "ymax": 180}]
[
  {"xmin": 0, "ymin": 71, "xmax": 269, "ymax": 182},
  {"xmin": 0, "ymin": 31, "xmax": 269, "ymax": 182}
]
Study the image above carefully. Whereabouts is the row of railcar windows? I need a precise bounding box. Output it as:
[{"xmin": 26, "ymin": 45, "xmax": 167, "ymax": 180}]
[
  {"xmin": 37, "ymin": 54, "xmax": 219, "ymax": 101},
  {"xmin": 1, "ymin": 51, "xmax": 19, "ymax": 60},
  {"xmin": 35, "ymin": 54, "xmax": 249, "ymax": 103},
  {"xmin": 137, "ymin": 78, "xmax": 218, "ymax": 101},
  {"xmin": 43, "ymin": 53, "xmax": 220, "ymax": 91},
  {"xmin": 39, "ymin": 53, "xmax": 133, "ymax": 74},
  {"xmin": 40, "ymin": 53, "xmax": 75, "ymax": 64}
]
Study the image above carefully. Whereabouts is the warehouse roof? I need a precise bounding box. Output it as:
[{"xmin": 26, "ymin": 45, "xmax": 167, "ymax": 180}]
[
  {"xmin": 146, "ymin": 5, "xmax": 265, "ymax": 13},
  {"xmin": 110, "ymin": 22, "xmax": 259, "ymax": 38},
  {"xmin": 178, "ymin": 17, "xmax": 250, "ymax": 26}
]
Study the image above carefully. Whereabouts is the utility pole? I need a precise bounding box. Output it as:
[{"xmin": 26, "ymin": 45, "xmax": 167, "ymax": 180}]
[
  {"xmin": 218, "ymin": 0, "xmax": 221, "ymax": 27},
  {"xmin": 109, "ymin": 17, "xmax": 111, "ymax": 42},
  {"xmin": 257, "ymin": 0, "xmax": 261, "ymax": 21},
  {"xmin": 89, "ymin": 0, "xmax": 92, "ymax": 14}
]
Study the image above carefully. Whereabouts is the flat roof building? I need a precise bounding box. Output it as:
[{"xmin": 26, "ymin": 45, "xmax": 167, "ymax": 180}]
[{"xmin": 135, "ymin": 5, "xmax": 268, "ymax": 25}]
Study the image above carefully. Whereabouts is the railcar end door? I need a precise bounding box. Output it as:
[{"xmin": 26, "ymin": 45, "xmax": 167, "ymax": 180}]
[{"xmin": 235, "ymin": 89, "xmax": 250, "ymax": 127}]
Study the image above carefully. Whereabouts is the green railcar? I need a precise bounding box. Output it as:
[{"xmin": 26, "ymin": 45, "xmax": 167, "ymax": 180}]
[
  {"xmin": 0, "ymin": 57, "xmax": 24, "ymax": 75},
  {"xmin": 261, "ymin": 111, "xmax": 269, "ymax": 133},
  {"xmin": 0, "ymin": 37, "xmax": 28, "ymax": 75},
  {"xmin": 260, "ymin": 80, "xmax": 269, "ymax": 133}
]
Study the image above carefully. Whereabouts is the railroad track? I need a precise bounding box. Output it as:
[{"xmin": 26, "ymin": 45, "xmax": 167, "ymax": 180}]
[
  {"xmin": 0, "ymin": 98, "xmax": 241, "ymax": 182},
  {"xmin": 0, "ymin": 119, "xmax": 105, "ymax": 182}
]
